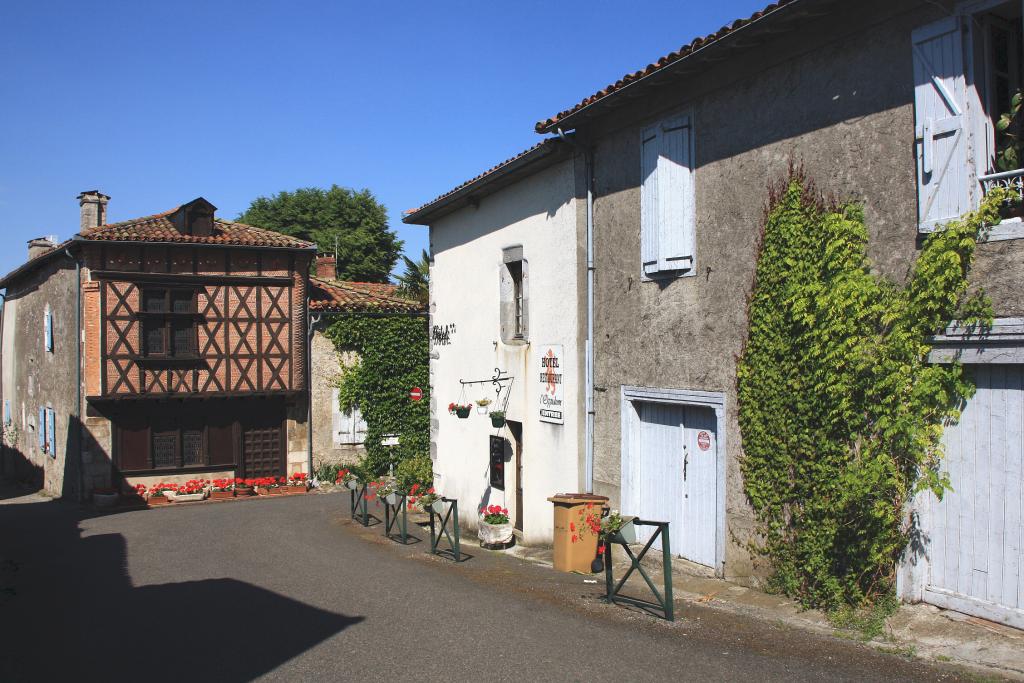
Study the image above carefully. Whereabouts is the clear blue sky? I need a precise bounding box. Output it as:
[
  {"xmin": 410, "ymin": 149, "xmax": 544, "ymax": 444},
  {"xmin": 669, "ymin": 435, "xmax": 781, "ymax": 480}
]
[{"xmin": 0, "ymin": 0, "xmax": 770, "ymax": 280}]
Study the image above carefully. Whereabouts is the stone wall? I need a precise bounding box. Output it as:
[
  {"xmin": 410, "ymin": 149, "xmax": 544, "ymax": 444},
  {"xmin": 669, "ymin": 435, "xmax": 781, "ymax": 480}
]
[{"xmin": 309, "ymin": 324, "xmax": 365, "ymax": 470}]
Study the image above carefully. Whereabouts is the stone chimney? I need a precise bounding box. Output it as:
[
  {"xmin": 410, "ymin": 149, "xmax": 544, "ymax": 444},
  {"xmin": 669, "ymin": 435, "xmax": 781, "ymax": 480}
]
[
  {"xmin": 28, "ymin": 237, "xmax": 56, "ymax": 260},
  {"xmin": 315, "ymin": 255, "xmax": 337, "ymax": 280},
  {"xmin": 78, "ymin": 190, "xmax": 110, "ymax": 231}
]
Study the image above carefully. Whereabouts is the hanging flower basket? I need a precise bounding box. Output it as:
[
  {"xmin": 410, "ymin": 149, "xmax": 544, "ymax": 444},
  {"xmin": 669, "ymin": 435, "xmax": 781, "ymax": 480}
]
[
  {"xmin": 449, "ymin": 402, "xmax": 472, "ymax": 419},
  {"xmin": 490, "ymin": 411, "xmax": 506, "ymax": 428},
  {"xmin": 455, "ymin": 407, "xmax": 471, "ymax": 418},
  {"xmin": 607, "ymin": 517, "xmax": 637, "ymax": 545}
]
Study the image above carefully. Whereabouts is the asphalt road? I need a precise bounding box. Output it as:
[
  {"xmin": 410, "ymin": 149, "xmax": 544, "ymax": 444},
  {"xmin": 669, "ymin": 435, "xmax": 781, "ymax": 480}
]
[{"xmin": 0, "ymin": 491, "xmax": 977, "ymax": 682}]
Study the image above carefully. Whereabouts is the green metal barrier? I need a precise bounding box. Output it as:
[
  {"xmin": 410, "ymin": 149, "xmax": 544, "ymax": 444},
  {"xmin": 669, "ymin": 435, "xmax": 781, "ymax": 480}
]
[
  {"xmin": 428, "ymin": 497, "xmax": 462, "ymax": 561},
  {"xmin": 384, "ymin": 494, "xmax": 410, "ymax": 544},
  {"xmin": 349, "ymin": 483, "xmax": 369, "ymax": 526},
  {"xmin": 603, "ymin": 519, "xmax": 674, "ymax": 621}
]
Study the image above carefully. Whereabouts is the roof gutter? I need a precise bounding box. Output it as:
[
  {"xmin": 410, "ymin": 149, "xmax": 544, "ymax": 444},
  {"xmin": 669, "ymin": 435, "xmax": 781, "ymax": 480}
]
[{"xmin": 535, "ymin": 0, "xmax": 811, "ymax": 134}]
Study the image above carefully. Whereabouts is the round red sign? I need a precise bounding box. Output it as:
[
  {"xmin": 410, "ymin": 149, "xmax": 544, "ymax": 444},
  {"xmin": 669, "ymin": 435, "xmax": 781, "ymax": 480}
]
[
  {"xmin": 410, "ymin": 387, "xmax": 423, "ymax": 402},
  {"xmin": 696, "ymin": 431, "xmax": 712, "ymax": 451}
]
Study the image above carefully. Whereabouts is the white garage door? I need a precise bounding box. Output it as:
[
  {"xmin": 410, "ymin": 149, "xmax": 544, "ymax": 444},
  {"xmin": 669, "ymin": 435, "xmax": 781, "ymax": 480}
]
[{"xmin": 922, "ymin": 364, "xmax": 1023, "ymax": 628}]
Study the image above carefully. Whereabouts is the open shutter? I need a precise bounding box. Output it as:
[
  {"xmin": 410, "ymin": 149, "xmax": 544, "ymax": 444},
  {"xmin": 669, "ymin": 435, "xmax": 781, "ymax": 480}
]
[
  {"xmin": 640, "ymin": 125, "xmax": 661, "ymax": 276},
  {"xmin": 44, "ymin": 308, "xmax": 53, "ymax": 352},
  {"xmin": 353, "ymin": 405, "xmax": 368, "ymax": 444},
  {"xmin": 658, "ymin": 114, "xmax": 695, "ymax": 272},
  {"xmin": 38, "ymin": 407, "xmax": 46, "ymax": 452},
  {"xmin": 331, "ymin": 388, "xmax": 351, "ymax": 445},
  {"xmin": 46, "ymin": 408, "xmax": 55, "ymax": 457},
  {"xmin": 913, "ymin": 16, "xmax": 970, "ymax": 231},
  {"xmin": 3, "ymin": 399, "xmax": 10, "ymax": 425}
]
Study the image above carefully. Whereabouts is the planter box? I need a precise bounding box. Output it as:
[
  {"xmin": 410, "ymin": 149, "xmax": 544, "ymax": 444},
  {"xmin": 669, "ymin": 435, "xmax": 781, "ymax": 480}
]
[
  {"xmin": 608, "ymin": 519, "xmax": 637, "ymax": 545},
  {"xmin": 209, "ymin": 490, "xmax": 234, "ymax": 500},
  {"xmin": 431, "ymin": 499, "xmax": 448, "ymax": 515},
  {"xmin": 384, "ymin": 492, "xmax": 403, "ymax": 505},
  {"xmin": 147, "ymin": 495, "xmax": 171, "ymax": 507},
  {"xmin": 171, "ymin": 492, "xmax": 206, "ymax": 503},
  {"xmin": 266, "ymin": 487, "xmax": 284, "ymax": 495},
  {"xmin": 478, "ymin": 520, "xmax": 513, "ymax": 546},
  {"xmin": 93, "ymin": 492, "xmax": 119, "ymax": 509},
  {"xmin": 283, "ymin": 485, "xmax": 307, "ymax": 495},
  {"xmin": 234, "ymin": 487, "xmax": 254, "ymax": 497}
]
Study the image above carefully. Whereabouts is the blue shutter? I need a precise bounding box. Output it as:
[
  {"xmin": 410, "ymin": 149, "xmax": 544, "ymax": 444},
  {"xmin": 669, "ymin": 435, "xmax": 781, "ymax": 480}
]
[
  {"xmin": 640, "ymin": 125, "xmax": 661, "ymax": 276},
  {"xmin": 3, "ymin": 399, "xmax": 10, "ymax": 425},
  {"xmin": 46, "ymin": 408, "xmax": 55, "ymax": 457},
  {"xmin": 44, "ymin": 308, "xmax": 53, "ymax": 352},
  {"xmin": 657, "ymin": 114, "xmax": 695, "ymax": 272},
  {"xmin": 38, "ymin": 407, "xmax": 46, "ymax": 451},
  {"xmin": 912, "ymin": 17, "xmax": 970, "ymax": 231}
]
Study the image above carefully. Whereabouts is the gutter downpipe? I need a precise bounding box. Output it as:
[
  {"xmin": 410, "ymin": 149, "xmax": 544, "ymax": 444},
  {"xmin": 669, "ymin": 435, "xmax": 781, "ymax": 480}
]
[
  {"xmin": 558, "ymin": 127, "xmax": 595, "ymax": 494},
  {"xmin": 64, "ymin": 248, "xmax": 84, "ymax": 501},
  {"xmin": 307, "ymin": 308, "xmax": 322, "ymax": 479}
]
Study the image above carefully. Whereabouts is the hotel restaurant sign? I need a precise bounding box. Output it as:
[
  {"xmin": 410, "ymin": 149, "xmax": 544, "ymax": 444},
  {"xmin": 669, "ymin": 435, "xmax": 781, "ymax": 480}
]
[{"xmin": 539, "ymin": 343, "xmax": 564, "ymax": 425}]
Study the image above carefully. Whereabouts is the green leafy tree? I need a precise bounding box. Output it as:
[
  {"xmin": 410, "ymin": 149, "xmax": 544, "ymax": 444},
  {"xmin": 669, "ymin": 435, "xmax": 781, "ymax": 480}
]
[
  {"xmin": 238, "ymin": 185, "xmax": 402, "ymax": 282},
  {"xmin": 396, "ymin": 249, "xmax": 429, "ymax": 305},
  {"xmin": 737, "ymin": 170, "xmax": 1005, "ymax": 610}
]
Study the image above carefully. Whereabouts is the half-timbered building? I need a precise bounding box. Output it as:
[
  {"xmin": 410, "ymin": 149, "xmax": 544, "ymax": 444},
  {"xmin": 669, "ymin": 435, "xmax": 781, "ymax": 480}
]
[{"xmin": 0, "ymin": 191, "xmax": 317, "ymax": 496}]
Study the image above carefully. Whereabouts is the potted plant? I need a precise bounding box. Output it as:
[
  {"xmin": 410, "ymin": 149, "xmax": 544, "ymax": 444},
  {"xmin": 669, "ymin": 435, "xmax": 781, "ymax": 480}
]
[
  {"xmin": 209, "ymin": 479, "xmax": 234, "ymax": 500},
  {"xmin": 373, "ymin": 478, "xmax": 403, "ymax": 505},
  {"xmin": 475, "ymin": 397, "xmax": 492, "ymax": 415},
  {"xmin": 336, "ymin": 468, "xmax": 360, "ymax": 490},
  {"xmin": 233, "ymin": 478, "xmax": 255, "ymax": 497},
  {"xmin": 601, "ymin": 510, "xmax": 636, "ymax": 544},
  {"xmin": 284, "ymin": 472, "xmax": 308, "ymax": 494},
  {"xmin": 489, "ymin": 410, "xmax": 506, "ymax": 428},
  {"xmin": 147, "ymin": 483, "xmax": 175, "ymax": 506},
  {"xmin": 171, "ymin": 479, "xmax": 207, "ymax": 502},
  {"xmin": 478, "ymin": 504, "xmax": 513, "ymax": 547},
  {"xmin": 92, "ymin": 486, "xmax": 120, "ymax": 508},
  {"xmin": 448, "ymin": 402, "xmax": 472, "ymax": 419}
]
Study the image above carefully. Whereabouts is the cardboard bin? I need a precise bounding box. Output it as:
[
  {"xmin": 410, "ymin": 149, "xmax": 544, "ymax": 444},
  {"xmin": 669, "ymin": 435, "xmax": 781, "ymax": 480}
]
[{"xmin": 547, "ymin": 493, "xmax": 609, "ymax": 573}]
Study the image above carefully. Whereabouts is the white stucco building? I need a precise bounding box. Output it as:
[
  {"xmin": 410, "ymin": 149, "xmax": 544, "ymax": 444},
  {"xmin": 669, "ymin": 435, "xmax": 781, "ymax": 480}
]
[{"xmin": 403, "ymin": 138, "xmax": 586, "ymax": 544}]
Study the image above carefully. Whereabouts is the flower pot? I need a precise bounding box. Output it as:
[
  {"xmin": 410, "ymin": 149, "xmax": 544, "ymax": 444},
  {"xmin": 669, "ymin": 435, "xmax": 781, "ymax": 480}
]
[
  {"xmin": 476, "ymin": 405, "xmax": 489, "ymax": 415},
  {"xmin": 431, "ymin": 499, "xmax": 447, "ymax": 515},
  {"xmin": 478, "ymin": 520, "xmax": 514, "ymax": 546},
  {"xmin": 171, "ymin": 492, "xmax": 206, "ymax": 503},
  {"xmin": 454, "ymin": 407, "xmax": 471, "ymax": 419},
  {"xmin": 490, "ymin": 415, "xmax": 506, "ymax": 428},
  {"xmin": 234, "ymin": 487, "xmax": 254, "ymax": 497},
  {"xmin": 148, "ymin": 495, "xmax": 171, "ymax": 507},
  {"xmin": 385, "ymin": 492, "xmax": 402, "ymax": 506},
  {"xmin": 345, "ymin": 479, "xmax": 360, "ymax": 491},
  {"xmin": 608, "ymin": 519, "xmax": 636, "ymax": 545},
  {"xmin": 209, "ymin": 490, "xmax": 233, "ymax": 500},
  {"xmin": 267, "ymin": 487, "xmax": 284, "ymax": 495},
  {"xmin": 93, "ymin": 492, "xmax": 119, "ymax": 509}
]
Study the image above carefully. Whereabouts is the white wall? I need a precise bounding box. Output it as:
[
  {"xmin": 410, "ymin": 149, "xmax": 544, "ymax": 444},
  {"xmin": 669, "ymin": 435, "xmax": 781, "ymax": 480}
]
[{"xmin": 429, "ymin": 158, "xmax": 582, "ymax": 545}]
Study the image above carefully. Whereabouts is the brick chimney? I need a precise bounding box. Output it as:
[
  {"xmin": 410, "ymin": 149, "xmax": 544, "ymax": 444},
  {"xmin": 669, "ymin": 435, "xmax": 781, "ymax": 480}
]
[
  {"xmin": 78, "ymin": 190, "xmax": 110, "ymax": 231},
  {"xmin": 28, "ymin": 237, "xmax": 56, "ymax": 260},
  {"xmin": 315, "ymin": 255, "xmax": 337, "ymax": 280}
]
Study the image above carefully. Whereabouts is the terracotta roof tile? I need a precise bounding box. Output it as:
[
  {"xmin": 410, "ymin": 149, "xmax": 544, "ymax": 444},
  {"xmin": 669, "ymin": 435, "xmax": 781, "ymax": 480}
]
[
  {"xmin": 535, "ymin": 0, "xmax": 800, "ymax": 133},
  {"xmin": 79, "ymin": 211, "xmax": 314, "ymax": 249},
  {"xmin": 309, "ymin": 277, "xmax": 424, "ymax": 314}
]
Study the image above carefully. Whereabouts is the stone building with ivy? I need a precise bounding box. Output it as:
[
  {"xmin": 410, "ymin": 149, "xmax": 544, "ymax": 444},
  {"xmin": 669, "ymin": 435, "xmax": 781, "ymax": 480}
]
[{"xmin": 409, "ymin": 0, "xmax": 1024, "ymax": 627}]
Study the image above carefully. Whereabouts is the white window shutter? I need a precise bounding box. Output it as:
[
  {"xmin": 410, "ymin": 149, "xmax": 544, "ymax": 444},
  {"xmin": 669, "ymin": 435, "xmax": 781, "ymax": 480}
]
[
  {"xmin": 640, "ymin": 125, "xmax": 661, "ymax": 276},
  {"xmin": 353, "ymin": 405, "xmax": 368, "ymax": 444},
  {"xmin": 44, "ymin": 308, "xmax": 53, "ymax": 353},
  {"xmin": 38, "ymin": 407, "xmax": 46, "ymax": 451},
  {"xmin": 913, "ymin": 16, "xmax": 970, "ymax": 231},
  {"xmin": 46, "ymin": 408, "xmax": 55, "ymax": 457},
  {"xmin": 658, "ymin": 114, "xmax": 695, "ymax": 272},
  {"xmin": 331, "ymin": 388, "xmax": 350, "ymax": 445}
]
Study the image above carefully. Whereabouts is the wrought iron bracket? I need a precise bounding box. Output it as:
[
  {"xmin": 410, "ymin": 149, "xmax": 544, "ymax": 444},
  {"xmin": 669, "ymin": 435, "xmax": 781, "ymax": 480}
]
[
  {"xmin": 603, "ymin": 519, "xmax": 675, "ymax": 621},
  {"xmin": 459, "ymin": 368, "xmax": 514, "ymax": 413},
  {"xmin": 428, "ymin": 497, "xmax": 463, "ymax": 561}
]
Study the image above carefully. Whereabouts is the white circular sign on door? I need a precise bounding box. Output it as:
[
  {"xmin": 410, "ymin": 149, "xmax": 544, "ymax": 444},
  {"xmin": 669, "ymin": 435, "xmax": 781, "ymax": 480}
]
[{"xmin": 696, "ymin": 430, "xmax": 712, "ymax": 451}]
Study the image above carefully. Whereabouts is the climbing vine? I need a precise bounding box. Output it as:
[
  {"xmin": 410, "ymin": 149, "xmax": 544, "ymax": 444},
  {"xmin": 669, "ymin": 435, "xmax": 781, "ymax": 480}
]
[
  {"xmin": 326, "ymin": 314, "xmax": 429, "ymax": 477},
  {"xmin": 737, "ymin": 170, "xmax": 1006, "ymax": 610}
]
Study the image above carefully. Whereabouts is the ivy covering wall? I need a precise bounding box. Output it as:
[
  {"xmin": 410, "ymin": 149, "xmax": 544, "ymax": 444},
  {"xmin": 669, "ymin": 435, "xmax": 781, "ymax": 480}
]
[
  {"xmin": 325, "ymin": 315, "xmax": 429, "ymax": 476},
  {"xmin": 737, "ymin": 171, "xmax": 1006, "ymax": 609}
]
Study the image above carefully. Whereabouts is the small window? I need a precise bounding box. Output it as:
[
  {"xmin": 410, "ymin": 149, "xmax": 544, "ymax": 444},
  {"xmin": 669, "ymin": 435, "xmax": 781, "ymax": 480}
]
[
  {"xmin": 141, "ymin": 287, "xmax": 198, "ymax": 358},
  {"xmin": 499, "ymin": 247, "xmax": 528, "ymax": 343}
]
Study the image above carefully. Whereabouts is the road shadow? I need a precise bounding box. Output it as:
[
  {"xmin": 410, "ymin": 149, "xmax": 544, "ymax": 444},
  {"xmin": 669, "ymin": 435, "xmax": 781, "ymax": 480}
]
[{"xmin": 0, "ymin": 498, "xmax": 362, "ymax": 682}]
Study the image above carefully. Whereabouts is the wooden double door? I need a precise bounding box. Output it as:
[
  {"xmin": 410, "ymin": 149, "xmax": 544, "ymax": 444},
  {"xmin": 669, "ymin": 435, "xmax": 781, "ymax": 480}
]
[{"xmin": 238, "ymin": 399, "xmax": 286, "ymax": 480}]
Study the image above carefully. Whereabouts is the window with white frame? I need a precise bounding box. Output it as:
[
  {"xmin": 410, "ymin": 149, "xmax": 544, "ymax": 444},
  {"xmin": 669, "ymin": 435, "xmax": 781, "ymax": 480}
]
[
  {"xmin": 640, "ymin": 111, "xmax": 696, "ymax": 278},
  {"xmin": 332, "ymin": 388, "xmax": 367, "ymax": 445},
  {"xmin": 913, "ymin": 3, "xmax": 1023, "ymax": 237}
]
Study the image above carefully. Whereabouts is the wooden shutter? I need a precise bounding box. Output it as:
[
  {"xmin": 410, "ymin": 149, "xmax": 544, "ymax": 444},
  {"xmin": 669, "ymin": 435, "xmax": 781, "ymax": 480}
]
[
  {"xmin": 44, "ymin": 308, "xmax": 53, "ymax": 352},
  {"xmin": 353, "ymin": 404, "xmax": 368, "ymax": 444},
  {"xmin": 331, "ymin": 388, "xmax": 350, "ymax": 445},
  {"xmin": 208, "ymin": 410, "xmax": 237, "ymax": 466},
  {"xmin": 913, "ymin": 16, "xmax": 971, "ymax": 231},
  {"xmin": 46, "ymin": 408, "xmax": 55, "ymax": 457},
  {"xmin": 3, "ymin": 399, "xmax": 10, "ymax": 425},
  {"xmin": 640, "ymin": 125, "xmax": 661, "ymax": 276},
  {"xmin": 37, "ymin": 407, "xmax": 46, "ymax": 451},
  {"xmin": 658, "ymin": 114, "xmax": 695, "ymax": 272}
]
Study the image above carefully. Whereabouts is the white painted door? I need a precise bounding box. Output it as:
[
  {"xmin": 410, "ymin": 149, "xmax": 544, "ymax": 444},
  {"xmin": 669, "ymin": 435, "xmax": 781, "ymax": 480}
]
[
  {"xmin": 923, "ymin": 364, "xmax": 1024, "ymax": 628},
  {"xmin": 635, "ymin": 402, "xmax": 717, "ymax": 567}
]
